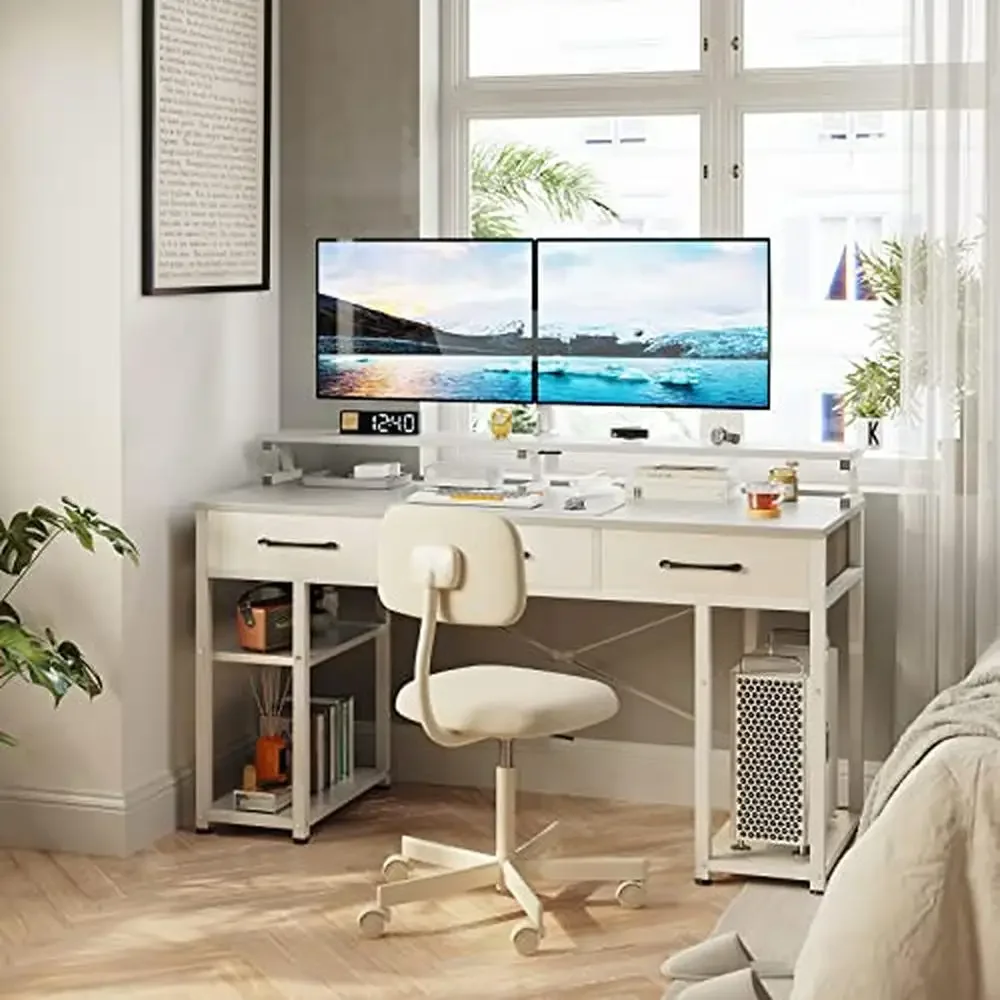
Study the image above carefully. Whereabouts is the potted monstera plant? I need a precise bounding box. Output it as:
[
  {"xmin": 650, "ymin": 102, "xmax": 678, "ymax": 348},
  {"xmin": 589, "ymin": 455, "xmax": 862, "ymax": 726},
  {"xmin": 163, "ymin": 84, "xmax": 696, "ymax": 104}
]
[{"xmin": 0, "ymin": 498, "xmax": 138, "ymax": 745}]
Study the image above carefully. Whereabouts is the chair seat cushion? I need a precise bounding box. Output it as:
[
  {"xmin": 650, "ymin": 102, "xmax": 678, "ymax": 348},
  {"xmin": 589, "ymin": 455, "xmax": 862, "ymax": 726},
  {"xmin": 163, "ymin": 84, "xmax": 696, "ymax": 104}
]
[{"xmin": 395, "ymin": 665, "xmax": 619, "ymax": 741}]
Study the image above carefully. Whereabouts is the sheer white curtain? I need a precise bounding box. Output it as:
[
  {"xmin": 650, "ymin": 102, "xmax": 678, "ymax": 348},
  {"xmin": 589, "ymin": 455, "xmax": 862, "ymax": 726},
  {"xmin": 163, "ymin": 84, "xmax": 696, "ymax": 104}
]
[{"xmin": 894, "ymin": 0, "xmax": 999, "ymax": 733}]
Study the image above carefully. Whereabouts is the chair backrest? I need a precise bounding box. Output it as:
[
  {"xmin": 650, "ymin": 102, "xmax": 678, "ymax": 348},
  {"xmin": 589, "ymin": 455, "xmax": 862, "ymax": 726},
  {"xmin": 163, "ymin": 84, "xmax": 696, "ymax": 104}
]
[
  {"xmin": 377, "ymin": 504, "xmax": 527, "ymax": 748},
  {"xmin": 378, "ymin": 504, "xmax": 527, "ymax": 626}
]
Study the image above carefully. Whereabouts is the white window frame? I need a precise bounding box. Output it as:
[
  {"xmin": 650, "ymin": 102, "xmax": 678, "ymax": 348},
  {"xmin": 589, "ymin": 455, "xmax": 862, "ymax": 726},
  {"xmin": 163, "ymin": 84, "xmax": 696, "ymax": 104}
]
[{"xmin": 431, "ymin": 0, "xmax": 984, "ymax": 482}]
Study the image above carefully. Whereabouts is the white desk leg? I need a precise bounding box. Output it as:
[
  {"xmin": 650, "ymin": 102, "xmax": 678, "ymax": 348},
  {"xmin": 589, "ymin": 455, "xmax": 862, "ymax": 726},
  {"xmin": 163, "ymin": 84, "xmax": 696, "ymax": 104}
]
[
  {"xmin": 375, "ymin": 617, "xmax": 392, "ymax": 782},
  {"xmin": 807, "ymin": 563, "xmax": 829, "ymax": 893},
  {"xmin": 847, "ymin": 509, "xmax": 866, "ymax": 814},
  {"xmin": 694, "ymin": 604, "xmax": 713, "ymax": 884},
  {"xmin": 194, "ymin": 512, "xmax": 213, "ymax": 831},
  {"xmin": 291, "ymin": 581, "xmax": 311, "ymax": 843},
  {"xmin": 743, "ymin": 608, "xmax": 760, "ymax": 655}
]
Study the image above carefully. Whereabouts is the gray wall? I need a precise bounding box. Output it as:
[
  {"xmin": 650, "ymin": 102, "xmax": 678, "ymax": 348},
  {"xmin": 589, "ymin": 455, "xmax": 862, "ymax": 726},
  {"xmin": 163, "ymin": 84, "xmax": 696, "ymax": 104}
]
[
  {"xmin": 280, "ymin": 0, "xmax": 422, "ymax": 470},
  {"xmin": 278, "ymin": 1, "xmax": 898, "ymax": 760}
]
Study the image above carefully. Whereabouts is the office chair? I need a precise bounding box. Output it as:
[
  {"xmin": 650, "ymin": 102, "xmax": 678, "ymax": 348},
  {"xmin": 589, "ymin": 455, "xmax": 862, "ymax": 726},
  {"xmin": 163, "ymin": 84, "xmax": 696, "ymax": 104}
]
[{"xmin": 357, "ymin": 504, "xmax": 649, "ymax": 956}]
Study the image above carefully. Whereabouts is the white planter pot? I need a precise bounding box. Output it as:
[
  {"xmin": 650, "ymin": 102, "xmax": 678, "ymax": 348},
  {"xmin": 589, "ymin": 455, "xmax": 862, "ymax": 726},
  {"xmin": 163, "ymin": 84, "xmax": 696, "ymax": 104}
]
[{"xmin": 854, "ymin": 418, "xmax": 884, "ymax": 450}]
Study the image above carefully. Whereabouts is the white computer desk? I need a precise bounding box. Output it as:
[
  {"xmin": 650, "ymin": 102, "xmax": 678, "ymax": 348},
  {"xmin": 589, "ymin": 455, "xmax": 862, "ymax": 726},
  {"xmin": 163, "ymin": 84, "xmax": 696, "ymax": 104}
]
[{"xmin": 195, "ymin": 483, "xmax": 865, "ymax": 891}]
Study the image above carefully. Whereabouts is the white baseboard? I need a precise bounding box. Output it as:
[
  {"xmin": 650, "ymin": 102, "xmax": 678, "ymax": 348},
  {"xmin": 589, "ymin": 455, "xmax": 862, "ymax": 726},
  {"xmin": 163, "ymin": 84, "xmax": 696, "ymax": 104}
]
[
  {"xmin": 384, "ymin": 722, "xmax": 882, "ymax": 811},
  {"xmin": 0, "ymin": 738, "xmax": 251, "ymax": 857},
  {"xmin": 0, "ymin": 784, "xmax": 132, "ymax": 856},
  {"xmin": 0, "ymin": 724, "xmax": 879, "ymax": 856}
]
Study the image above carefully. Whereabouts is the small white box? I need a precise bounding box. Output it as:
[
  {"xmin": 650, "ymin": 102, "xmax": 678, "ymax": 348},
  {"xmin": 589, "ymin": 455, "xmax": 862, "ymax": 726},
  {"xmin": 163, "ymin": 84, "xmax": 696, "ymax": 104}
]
[{"xmin": 354, "ymin": 461, "xmax": 401, "ymax": 480}]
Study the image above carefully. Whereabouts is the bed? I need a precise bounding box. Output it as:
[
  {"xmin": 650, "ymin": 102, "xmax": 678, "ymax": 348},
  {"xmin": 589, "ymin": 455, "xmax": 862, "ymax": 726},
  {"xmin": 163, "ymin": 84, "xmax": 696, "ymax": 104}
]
[{"xmin": 793, "ymin": 727, "xmax": 1000, "ymax": 997}]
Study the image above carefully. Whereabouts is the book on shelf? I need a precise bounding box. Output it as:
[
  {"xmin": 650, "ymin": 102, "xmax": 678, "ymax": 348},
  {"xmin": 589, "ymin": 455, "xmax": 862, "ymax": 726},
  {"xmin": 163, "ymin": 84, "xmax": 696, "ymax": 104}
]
[
  {"xmin": 234, "ymin": 786, "xmax": 292, "ymax": 813},
  {"xmin": 327, "ymin": 695, "xmax": 355, "ymax": 783},
  {"xmin": 311, "ymin": 708, "xmax": 327, "ymax": 793}
]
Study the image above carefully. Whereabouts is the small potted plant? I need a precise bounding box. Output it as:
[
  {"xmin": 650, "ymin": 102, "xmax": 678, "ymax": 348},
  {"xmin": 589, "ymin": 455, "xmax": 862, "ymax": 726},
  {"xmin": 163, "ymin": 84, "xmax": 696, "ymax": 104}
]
[
  {"xmin": 841, "ymin": 350, "xmax": 900, "ymax": 450},
  {"xmin": 842, "ymin": 235, "xmax": 979, "ymax": 454},
  {"xmin": 0, "ymin": 498, "xmax": 138, "ymax": 744}
]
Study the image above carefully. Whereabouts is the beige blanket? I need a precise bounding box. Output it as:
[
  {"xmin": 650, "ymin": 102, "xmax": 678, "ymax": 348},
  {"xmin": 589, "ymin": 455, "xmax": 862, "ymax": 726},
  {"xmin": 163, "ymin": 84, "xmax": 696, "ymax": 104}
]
[
  {"xmin": 861, "ymin": 638, "xmax": 1000, "ymax": 831},
  {"xmin": 792, "ymin": 734, "xmax": 1000, "ymax": 999}
]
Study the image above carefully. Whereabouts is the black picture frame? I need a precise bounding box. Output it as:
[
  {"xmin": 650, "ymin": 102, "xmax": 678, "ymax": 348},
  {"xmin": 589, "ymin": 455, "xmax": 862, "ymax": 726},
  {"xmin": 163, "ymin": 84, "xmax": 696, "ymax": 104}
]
[{"xmin": 141, "ymin": 0, "xmax": 273, "ymax": 295}]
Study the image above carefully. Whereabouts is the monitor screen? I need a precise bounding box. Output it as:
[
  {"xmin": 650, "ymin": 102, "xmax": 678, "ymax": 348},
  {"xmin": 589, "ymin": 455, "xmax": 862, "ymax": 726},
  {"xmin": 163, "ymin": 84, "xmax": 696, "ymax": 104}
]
[
  {"xmin": 315, "ymin": 239, "xmax": 534, "ymax": 403},
  {"xmin": 534, "ymin": 238, "xmax": 771, "ymax": 409}
]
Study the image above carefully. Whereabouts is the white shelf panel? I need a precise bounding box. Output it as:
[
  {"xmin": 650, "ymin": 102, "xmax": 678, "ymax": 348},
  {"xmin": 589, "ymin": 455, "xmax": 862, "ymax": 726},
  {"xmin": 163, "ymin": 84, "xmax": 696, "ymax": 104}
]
[
  {"xmin": 206, "ymin": 768, "xmax": 387, "ymax": 832},
  {"xmin": 212, "ymin": 620, "xmax": 386, "ymax": 668},
  {"xmin": 261, "ymin": 430, "xmax": 862, "ymax": 464},
  {"xmin": 707, "ymin": 809, "xmax": 857, "ymax": 884},
  {"xmin": 310, "ymin": 768, "xmax": 387, "ymax": 824}
]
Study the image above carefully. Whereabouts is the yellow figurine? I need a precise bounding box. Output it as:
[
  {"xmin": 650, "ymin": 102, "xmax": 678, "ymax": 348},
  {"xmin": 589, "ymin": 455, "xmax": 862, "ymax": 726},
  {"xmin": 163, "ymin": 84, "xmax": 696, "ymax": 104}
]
[{"xmin": 488, "ymin": 407, "xmax": 513, "ymax": 440}]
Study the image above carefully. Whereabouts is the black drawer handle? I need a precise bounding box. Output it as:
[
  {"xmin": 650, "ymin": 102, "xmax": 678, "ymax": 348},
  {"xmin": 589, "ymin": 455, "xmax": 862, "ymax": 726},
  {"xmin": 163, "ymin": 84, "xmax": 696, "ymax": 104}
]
[
  {"xmin": 257, "ymin": 538, "xmax": 340, "ymax": 551},
  {"xmin": 658, "ymin": 558, "xmax": 744, "ymax": 573}
]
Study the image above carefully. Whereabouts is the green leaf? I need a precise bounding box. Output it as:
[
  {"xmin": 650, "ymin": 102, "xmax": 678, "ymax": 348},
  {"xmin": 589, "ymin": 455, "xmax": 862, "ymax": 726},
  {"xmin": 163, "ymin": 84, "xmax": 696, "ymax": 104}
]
[
  {"xmin": 0, "ymin": 508, "xmax": 60, "ymax": 576},
  {"xmin": 0, "ymin": 620, "xmax": 103, "ymax": 703},
  {"xmin": 848, "ymin": 233, "xmax": 982, "ymax": 422},
  {"xmin": 58, "ymin": 498, "xmax": 139, "ymax": 566},
  {"xmin": 0, "ymin": 497, "xmax": 136, "ymax": 745},
  {"xmin": 470, "ymin": 141, "xmax": 619, "ymax": 239}
]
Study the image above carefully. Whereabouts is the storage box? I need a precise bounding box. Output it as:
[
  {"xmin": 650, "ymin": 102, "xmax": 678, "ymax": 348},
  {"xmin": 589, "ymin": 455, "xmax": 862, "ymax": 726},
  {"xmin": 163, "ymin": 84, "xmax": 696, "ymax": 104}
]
[{"xmin": 236, "ymin": 593, "xmax": 292, "ymax": 652}]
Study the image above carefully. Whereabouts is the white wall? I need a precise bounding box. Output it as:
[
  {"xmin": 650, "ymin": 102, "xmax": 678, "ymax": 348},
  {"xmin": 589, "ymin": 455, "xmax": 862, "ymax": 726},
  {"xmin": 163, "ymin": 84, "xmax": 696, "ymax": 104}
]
[
  {"xmin": 118, "ymin": 0, "xmax": 279, "ymax": 815},
  {"xmin": 0, "ymin": 0, "xmax": 127, "ymax": 810},
  {"xmin": 0, "ymin": 0, "xmax": 280, "ymax": 854}
]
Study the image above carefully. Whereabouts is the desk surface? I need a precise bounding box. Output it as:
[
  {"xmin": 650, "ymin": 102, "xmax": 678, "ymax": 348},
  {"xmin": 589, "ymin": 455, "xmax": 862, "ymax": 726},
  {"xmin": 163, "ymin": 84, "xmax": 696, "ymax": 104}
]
[{"xmin": 201, "ymin": 484, "xmax": 861, "ymax": 538}]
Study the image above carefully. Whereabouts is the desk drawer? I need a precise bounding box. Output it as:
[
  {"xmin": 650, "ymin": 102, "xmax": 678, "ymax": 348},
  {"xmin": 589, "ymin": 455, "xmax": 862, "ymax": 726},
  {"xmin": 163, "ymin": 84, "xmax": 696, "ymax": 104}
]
[
  {"xmin": 601, "ymin": 529, "xmax": 811, "ymax": 607},
  {"xmin": 205, "ymin": 511, "xmax": 377, "ymax": 584},
  {"xmin": 519, "ymin": 526, "xmax": 596, "ymax": 594}
]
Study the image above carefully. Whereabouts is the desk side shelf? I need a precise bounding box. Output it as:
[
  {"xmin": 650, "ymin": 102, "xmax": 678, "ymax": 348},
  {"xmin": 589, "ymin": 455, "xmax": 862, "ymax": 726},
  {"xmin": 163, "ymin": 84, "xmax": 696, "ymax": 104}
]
[
  {"xmin": 195, "ymin": 506, "xmax": 393, "ymax": 842},
  {"xmin": 212, "ymin": 620, "xmax": 385, "ymax": 669},
  {"xmin": 207, "ymin": 768, "xmax": 389, "ymax": 832}
]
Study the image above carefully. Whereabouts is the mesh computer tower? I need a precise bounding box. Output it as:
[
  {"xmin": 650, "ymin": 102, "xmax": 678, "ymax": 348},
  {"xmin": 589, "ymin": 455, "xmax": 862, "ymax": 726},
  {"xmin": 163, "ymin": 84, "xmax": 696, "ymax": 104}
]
[{"xmin": 731, "ymin": 642, "xmax": 839, "ymax": 850}]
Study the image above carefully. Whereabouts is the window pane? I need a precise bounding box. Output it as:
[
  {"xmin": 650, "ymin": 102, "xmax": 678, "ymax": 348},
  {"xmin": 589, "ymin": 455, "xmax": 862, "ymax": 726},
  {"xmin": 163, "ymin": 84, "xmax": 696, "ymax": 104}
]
[
  {"xmin": 469, "ymin": 0, "xmax": 700, "ymax": 77},
  {"xmin": 470, "ymin": 116, "xmax": 700, "ymax": 238},
  {"xmin": 744, "ymin": 0, "xmax": 906, "ymax": 68},
  {"xmin": 468, "ymin": 115, "xmax": 701, "ymax": 441},
  {"xmin": 744, "ymin": 0, "xmax": 984, "ymax": 68},
  {"xmin": 743, "ymin": 111, "xmax": 907, "ymax": 445}
]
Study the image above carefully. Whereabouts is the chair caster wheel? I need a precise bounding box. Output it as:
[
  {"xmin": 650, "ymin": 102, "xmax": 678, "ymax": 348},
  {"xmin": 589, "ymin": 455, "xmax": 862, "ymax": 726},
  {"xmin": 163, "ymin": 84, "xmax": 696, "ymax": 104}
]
[
  {"xmin": 694, "ymin": 877, "xmax": 713, "ymax": 886},
  {"xmin": 511, "ymin": 920, "xmax": 541, "ymax": 956},
  {"xmin": 616, "ymin": 880, "xmax": 647, "ymax": 909},
  {"xmin": 194, "ymin": 825, "xmax": 214, "ymax": 835},
  {"xmin": 381, "ymin": 855, "xmax": 411, "ymax": 883},
  {"xmin": 292, "ymin": 835, "xmax": 311, "ymax": 846},
  {"xmin": 358, "ymin": 906, "xmax": 390, "ymax": 939}
]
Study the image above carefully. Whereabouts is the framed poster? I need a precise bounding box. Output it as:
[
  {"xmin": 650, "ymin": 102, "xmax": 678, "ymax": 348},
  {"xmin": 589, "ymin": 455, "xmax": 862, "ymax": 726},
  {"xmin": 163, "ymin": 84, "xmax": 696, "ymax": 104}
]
[{"xmin": 142, "ymin": 0, "xmax": 272, "ymax": 294}]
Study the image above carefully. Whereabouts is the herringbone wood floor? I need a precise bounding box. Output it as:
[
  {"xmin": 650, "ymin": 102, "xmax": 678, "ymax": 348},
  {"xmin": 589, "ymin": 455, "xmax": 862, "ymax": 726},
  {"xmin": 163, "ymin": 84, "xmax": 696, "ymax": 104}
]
[{"xmin": 0, "ymin": 785, "xmax": 736, "ymax": 999}]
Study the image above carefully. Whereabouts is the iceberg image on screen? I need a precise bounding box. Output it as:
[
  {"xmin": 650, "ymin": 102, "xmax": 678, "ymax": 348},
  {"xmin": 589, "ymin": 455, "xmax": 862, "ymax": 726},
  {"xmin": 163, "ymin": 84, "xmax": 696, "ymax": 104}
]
[
  {"xmin": 535, "ymin": 239, "xmax": 770, "ymax": 409},
  {"xmin": 316, "ymin": 239, "xmax": 534, "ymax": 403}
]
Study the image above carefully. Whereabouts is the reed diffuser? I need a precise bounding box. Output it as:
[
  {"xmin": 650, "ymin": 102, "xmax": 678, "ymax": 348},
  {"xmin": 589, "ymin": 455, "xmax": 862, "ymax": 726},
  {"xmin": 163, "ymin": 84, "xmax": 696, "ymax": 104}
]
[{"xmin": 250, "ymin": 667, "xmax": 290, "ymax": 785}]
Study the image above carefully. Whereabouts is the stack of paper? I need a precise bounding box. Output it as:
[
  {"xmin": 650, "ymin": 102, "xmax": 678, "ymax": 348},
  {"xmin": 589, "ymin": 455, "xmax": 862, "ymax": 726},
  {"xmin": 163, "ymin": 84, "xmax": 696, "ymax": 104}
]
[{"xmin": 632, "ymin": 464, "xmax": 732, "ymax": 503}]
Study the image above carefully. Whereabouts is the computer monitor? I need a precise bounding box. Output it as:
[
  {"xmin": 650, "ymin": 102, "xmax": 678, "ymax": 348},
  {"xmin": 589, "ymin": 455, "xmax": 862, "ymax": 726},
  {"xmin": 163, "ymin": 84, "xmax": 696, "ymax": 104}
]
[
  {"xmin": 315, "ymin": 238, "xmax": 534, "ymax": 403},
  {"xmin": 534, "ymin": 238, "xmax": 771, "ymax": 409}
]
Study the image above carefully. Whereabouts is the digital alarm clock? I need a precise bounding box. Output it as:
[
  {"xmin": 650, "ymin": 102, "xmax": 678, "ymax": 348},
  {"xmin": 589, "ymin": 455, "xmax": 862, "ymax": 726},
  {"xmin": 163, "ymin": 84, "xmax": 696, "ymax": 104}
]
[{"xmin": 338, "ymin": 409, "xmax": 421, "ymax": 436}]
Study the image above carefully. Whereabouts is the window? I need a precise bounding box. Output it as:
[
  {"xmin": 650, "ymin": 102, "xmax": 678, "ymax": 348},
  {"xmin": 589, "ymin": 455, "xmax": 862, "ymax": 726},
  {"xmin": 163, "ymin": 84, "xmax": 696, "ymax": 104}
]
[
  {"xmin": 468, "ymin": 0, "xmax": 700, "ymax": 77},
  {"xmin": 442, "ymin": 1, "xmax": 985, "ymax": 451}
]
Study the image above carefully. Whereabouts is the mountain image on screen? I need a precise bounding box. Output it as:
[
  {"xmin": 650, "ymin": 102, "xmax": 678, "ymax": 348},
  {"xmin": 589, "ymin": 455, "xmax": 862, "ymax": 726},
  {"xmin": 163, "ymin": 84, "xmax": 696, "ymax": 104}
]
[
  {"xmin": 316, "ymin": 240, "xmax": 533, "ymax": 403},
  {"xmin": 535, "ymin": 239, "xmax": 771, "ymax": 409}
]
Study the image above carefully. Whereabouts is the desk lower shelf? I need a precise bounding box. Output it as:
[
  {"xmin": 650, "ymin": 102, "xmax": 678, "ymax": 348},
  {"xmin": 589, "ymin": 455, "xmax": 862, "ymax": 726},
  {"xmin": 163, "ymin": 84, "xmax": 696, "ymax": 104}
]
[
  {"xmin": 212, "ymin": 621, "xmax": 385, "ymax": 669},
  {"xmin": 206, "ymin": 767, "xmax": 388, "ymax": 832},
  {"xmin": 707, "ymin": 809, "xmax": 857, "ymax": 886}
]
